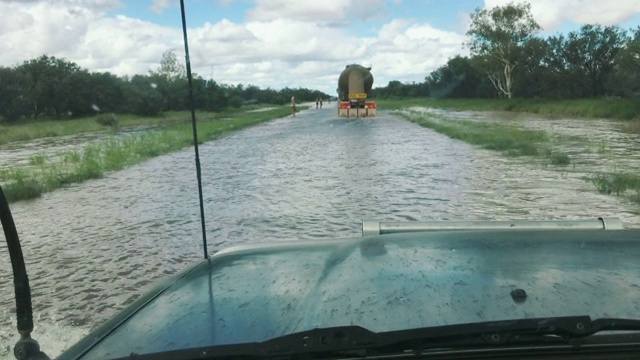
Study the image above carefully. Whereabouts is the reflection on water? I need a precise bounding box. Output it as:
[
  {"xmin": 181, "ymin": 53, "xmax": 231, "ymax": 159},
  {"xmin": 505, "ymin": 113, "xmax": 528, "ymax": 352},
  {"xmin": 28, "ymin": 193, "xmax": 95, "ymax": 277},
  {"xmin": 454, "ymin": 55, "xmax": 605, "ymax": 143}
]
[{"xmin": 1, "ymin": 105, "xmax": 639, "ymax": 357}]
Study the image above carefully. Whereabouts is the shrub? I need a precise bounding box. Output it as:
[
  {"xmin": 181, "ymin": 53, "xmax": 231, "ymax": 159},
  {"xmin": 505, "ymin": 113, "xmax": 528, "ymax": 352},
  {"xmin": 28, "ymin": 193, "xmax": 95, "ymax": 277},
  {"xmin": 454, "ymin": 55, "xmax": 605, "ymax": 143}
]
[
  {"xmin": 96, "ymin": 113, "xmax": 119, "ymax": 127},
  {"xmin": 549, "ymin": 152, "xmax": 571, "ymax": 165}
]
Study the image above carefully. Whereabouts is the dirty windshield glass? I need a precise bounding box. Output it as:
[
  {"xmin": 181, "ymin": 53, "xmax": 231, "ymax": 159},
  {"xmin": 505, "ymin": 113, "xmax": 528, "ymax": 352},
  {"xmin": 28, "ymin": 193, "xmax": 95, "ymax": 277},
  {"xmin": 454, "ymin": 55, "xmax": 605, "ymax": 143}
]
[{"xmin": 1, "ymin": 0, "xmax": 640, "ymax": 358}]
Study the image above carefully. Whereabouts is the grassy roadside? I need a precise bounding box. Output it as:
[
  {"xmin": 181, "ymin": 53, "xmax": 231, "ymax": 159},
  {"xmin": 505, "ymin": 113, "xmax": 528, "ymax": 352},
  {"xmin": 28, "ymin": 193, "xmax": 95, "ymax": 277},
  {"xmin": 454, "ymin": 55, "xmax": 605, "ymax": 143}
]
[
  {"xmin": 0, "ymin": 106, "xmax": 292, "ymax": 202},
  {"xmin": 0, "ymin": 111, "xmax": 193, "ymax": 146},
  {"xmin": 379, "ymin": 97, "xmax": 640, "ymax": 121},
  {"xmin": 587, "ymin": 173, "xmax": 640, "ymax": 204},
  {"xmin": 0, "ymin": 105, "xmax": 274, "ymax": 146},
  {"xmin": 398, "ymin": 112, "xmax": 570, "ymax": 164},
  {"xmin": 399, "ymin": 109, "xmax": 640, "ymax": 204}
]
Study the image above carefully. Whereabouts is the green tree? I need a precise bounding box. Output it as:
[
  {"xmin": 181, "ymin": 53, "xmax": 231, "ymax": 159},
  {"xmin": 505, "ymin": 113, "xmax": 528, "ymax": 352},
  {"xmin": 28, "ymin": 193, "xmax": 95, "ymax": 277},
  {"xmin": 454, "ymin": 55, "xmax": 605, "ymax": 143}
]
[
  {"xmin": 123, "ymin": 75, "xmax": 163, "ymax": 116},
  {"xmin": 202, "ymin": 80, "xmax": 229, "ymax": 112},
  {"xmin": 0, "ymin": 66, "xmax": 29, "ymax": 122},
  {"xmin": 256, "ymin": 88, "xmax": 284, "ymax": 104},
  {"xmin": 62, "ymin": 69, "xmax": 95, "ymax": 117},
  {"xmin": 17, "ymin": 55, "xmax": 83, "ymax": 118},
  {"xmin": 427, "ymin": 55, "xmax": 483, "ymax": 98},
  {"xmin": 513, "ymin": 37, "xmax": 549, "ymax": 97},
  {"xmin": 150, "ymin": 50, "xmax": 186, "ymax": 81},
  {"xmin": 540, "ymin": 34, "xmax": 575, "ymax": 97},
  {"xmin": 564, "ymin": 24, "xmax": 627, "ymax": 97},
  {"xmin": 88, "ymin": 72, "xmax": 126, "ymax": 113},
  {"xmin": 386, "ymin": 80, "xmax": 404, "ymax": 97},
  {"xmin": 608, "ymin": 27, "xmax": 640, "ymax": 97},
  {"xmin": 466, "ymin": 2, "xmax": 541, "ymax": 99},
  {"xmin": 148, "ymin": 50, "xmax": 190, "ymax": 111}
]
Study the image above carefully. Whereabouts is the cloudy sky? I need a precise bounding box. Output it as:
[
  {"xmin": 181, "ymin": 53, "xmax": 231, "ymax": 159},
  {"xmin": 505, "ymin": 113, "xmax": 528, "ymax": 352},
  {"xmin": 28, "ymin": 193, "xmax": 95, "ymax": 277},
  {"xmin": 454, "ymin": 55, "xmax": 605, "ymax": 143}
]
[{"xmin": 1, "ymin": 0, "xmax": 640, "ymax": 95}]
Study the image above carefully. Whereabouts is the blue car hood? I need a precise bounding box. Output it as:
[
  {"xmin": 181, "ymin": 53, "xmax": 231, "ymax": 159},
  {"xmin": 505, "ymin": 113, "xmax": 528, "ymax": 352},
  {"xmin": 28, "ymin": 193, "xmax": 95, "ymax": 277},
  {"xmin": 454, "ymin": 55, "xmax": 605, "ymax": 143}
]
[{"xmin": 61, "ymin": 229, "xmax": 640, "ymax": 359}]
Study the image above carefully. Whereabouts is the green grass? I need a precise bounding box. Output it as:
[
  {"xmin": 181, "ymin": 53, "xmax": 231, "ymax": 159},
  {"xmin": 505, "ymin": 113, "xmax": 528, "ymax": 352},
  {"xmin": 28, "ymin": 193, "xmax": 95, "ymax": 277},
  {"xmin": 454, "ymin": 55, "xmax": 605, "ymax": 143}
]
[
  {"xmin": 394, "ymin": 105, "xmax": 640, "ymax": 205},
  {"xmin": 399, "ymin": 112, "xmax": 550, "ymax": 158},
  {"xmin": 622, "ymin": 120, "xmax": 640, "ymax": 135},
  {"xmin": 0, "ymin": 168, "xmax": 45, "ymax": 202},
  {"xmin": 0, "ymin": 106, "xmax": 292, "ymax": 202},
  {"xmin": 378, "ymin": 98, "xmax": 640, "ymax": 120},
  {"xmin": 587, "ymin": 173, "xmax": 640, "ymax": 204},
  {"xmin": 547, "ymin": 152, "xmax": 571, "ymax": 166},
  {"xmin": 0, "ymin": 107, "xmax": 269, "ymax": 146}
]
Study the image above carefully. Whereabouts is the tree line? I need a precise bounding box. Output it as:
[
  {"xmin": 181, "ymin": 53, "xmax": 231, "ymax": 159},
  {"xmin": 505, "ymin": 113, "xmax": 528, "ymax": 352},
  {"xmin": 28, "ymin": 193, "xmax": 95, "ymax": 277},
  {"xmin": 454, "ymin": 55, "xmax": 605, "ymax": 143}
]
[
  {"xmin": 373, "ymin": 2, "xmax": 640, "ymax": 100},
  {"xmin": 3, "ymin": 1, "xmax": 638, "ymax": 123},
  {"xmin": 0, "ymin": 50, "xmax": 329, "ymax": 123}
]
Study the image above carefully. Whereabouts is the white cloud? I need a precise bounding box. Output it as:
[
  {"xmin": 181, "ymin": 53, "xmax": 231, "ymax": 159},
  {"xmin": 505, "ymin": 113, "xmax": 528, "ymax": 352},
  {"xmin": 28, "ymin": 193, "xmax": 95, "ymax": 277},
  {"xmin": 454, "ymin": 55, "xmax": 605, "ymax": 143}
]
[
  {"xmin": 10, "ymin": 0, "xmax": 636, "ymax": 95},
  {"xmin": 246, "ymin": 0, "xmax": 387, "ymax": 23},
  {"xmin": 77, "ymin": 15, "xmax": 180, "ymax": 74},
  {"xmin": 368, "ymin": 19, "xmax": 467, "ymax": 86},
  {"xmin": 484, "ymin": 0, "xmax": 640, "ymax": 32},
  {"xmin": 150, "ymin": 0, "xmax": 170, "ymax": 14},
  {"xmin": 0, "ymin": 2, "xmax": 97, "ymax": 65},
  {"xmin": 0, "ymin": 0, "xmax": 468, "ymax": 94},
  {"xmin": 0, "ymin": 1, "xmax": 180, "ymax": 76}
]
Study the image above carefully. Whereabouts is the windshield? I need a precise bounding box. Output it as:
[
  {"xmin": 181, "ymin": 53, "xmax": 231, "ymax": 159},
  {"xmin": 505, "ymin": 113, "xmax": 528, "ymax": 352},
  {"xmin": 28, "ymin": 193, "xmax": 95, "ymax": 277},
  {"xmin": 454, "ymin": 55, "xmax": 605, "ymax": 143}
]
[{"xmin": 1, "ymin": 0, "xmax": 640, "ymax": 359}]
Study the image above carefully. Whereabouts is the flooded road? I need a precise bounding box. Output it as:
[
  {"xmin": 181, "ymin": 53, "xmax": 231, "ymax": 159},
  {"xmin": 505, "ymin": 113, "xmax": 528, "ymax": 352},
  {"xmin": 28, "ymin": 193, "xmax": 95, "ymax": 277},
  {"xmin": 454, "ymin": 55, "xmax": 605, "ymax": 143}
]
[
  {"xmin": 1, "ymin": 105, "xmax": 639, "ymax": 357},
  {"xmin": 406, "ymin": 106, "xmax": 640, "ymax": 176}
]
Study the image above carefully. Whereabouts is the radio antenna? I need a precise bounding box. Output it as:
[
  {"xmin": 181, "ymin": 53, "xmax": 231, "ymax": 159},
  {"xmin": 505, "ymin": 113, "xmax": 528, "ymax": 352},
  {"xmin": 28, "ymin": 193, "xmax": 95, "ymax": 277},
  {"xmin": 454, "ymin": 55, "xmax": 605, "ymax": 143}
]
[
  {"xmin": 1, "ymin": 186, "xmax": 50, "ymax": 360},
  {"xmin": 180, "ymin": 0, "xmax": 208, "ymax": 259}
]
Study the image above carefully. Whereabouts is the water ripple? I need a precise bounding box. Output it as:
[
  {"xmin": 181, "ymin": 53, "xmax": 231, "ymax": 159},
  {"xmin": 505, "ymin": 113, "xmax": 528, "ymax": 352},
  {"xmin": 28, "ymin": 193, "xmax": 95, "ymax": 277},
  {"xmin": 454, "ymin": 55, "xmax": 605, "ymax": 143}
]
[{"xmin": 1, "ymin": 106, "xmax": 639, "ymax": 357}]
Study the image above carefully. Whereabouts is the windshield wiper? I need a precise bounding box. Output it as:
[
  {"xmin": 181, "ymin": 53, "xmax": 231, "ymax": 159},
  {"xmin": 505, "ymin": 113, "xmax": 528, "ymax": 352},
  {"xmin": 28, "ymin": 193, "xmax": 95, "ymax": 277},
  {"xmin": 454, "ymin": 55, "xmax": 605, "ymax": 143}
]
[{"xmin": 111, "ymin": 316, "xmax": 640, "ymax": 360}]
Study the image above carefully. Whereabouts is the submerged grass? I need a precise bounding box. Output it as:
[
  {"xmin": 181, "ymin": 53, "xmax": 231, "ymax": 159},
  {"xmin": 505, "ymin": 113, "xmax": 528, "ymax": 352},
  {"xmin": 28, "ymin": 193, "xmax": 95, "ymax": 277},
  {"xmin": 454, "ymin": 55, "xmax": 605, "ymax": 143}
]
[
  {"xmin": 399, "ymin": 112, "xmax": 551, "ymax": 158},
  {"xmin": 621, "ymin": 120, "xmax": 640, "ymax": 135},
  {"xmin": 587, "ymin": 173, "xmax": 640, "ymax": 204},
  {"xmin": 547, "ymin": 152, "xmax": 571, "ymax": 165},
  {"xmin": 0, "ymin": 108, "xmax": 260, "ymax": 146},
  {"xmin": 379, "ymin": 98, "xmax": 640, "ymax": 120},
  {"xmin": 0, "ymin": 106, "xmax": 292, "ymax": 202},
  {"xmin": 399, "ymin": 110, "xmax": 640, "ymax": 204}
]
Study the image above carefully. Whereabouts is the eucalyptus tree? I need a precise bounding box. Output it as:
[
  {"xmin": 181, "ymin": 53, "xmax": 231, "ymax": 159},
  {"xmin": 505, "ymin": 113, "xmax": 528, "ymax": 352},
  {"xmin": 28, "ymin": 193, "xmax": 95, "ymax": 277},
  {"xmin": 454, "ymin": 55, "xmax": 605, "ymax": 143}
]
[{"xmin": 466, "ymin": 2, "xmax": 540, "ymax": 99}]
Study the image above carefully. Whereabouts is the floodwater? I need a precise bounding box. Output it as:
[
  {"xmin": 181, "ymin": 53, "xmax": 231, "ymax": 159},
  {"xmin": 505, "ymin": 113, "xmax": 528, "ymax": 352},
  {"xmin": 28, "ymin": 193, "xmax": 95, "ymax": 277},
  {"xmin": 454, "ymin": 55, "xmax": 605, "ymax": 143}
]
[
  {"xmin": 1, "ymin": 104, "xmax": 639, "ymax": 357},
  {"xmin": 0, "ymin": 126, "xmax": 153, "ymax": 169}
]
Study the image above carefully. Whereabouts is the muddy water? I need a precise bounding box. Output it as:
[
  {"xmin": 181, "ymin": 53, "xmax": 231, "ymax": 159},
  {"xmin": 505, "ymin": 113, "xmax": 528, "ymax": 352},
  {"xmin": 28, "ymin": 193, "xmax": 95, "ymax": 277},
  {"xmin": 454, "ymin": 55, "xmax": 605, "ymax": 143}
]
[
  {"xmin": 0, "ymin": 127, "xmax": 153, "ymax": 169},
  {"xmin": 1, "ymin": 105, "xmax": 639, "ymax": 358},
  {"xmin": 407, "ymin": 106, "xmax": 640, "ymax": 175}
]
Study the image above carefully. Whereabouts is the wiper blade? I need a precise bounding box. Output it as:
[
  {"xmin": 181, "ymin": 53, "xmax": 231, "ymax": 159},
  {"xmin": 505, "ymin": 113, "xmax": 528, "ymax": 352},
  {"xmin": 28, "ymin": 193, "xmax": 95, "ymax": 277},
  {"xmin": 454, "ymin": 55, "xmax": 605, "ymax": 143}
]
[
  {"xmin": 111, "ymin": 316, "xmax": 640, "ymax": 359},
  {"xmin": 589, "ymin": 318, "xmax": 640, "ymax": 335},
  {"xmin": 375, "ymin": 316, "xmax": 640, "ymax": 352}
]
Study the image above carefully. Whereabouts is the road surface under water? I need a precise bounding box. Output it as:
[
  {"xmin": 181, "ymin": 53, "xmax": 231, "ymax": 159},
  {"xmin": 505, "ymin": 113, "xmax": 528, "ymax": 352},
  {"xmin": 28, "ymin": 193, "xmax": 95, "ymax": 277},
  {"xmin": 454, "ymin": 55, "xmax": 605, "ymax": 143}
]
[{"xmin": 1, "ymin": 104, "xmax": 639, "ymax": 357}]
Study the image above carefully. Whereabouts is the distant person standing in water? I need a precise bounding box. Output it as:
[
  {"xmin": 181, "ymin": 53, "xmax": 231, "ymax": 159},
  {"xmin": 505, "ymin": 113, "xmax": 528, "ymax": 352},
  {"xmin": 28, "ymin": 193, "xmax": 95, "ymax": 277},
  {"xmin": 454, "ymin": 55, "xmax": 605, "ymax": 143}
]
[
  {"xmin": 291, "ymin": 96, "xmax": 297, "ymax": 117},
  {"xmin": 316, "ymin": 97, "xmax": 319, "ymax": 109},
  {"xmin": 320, "ymin": 98, "xmax": 323, "ymax": 109}
]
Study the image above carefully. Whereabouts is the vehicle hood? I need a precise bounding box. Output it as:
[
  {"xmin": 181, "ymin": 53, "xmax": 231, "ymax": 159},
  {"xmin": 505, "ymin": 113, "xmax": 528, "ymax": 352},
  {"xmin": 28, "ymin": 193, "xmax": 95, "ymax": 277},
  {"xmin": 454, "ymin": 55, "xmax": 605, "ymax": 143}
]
[{"xmin": 63, "ymin": 229, "xmax": 640, "ymax": 359}]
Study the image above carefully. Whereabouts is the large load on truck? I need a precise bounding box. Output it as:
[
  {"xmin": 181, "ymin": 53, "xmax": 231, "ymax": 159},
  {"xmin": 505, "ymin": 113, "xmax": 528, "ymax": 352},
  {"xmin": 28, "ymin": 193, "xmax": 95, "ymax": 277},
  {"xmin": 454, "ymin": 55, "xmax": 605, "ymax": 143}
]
[{"xmin": 338, "ymin": 64, "xmax": 377, "ymax": 117}]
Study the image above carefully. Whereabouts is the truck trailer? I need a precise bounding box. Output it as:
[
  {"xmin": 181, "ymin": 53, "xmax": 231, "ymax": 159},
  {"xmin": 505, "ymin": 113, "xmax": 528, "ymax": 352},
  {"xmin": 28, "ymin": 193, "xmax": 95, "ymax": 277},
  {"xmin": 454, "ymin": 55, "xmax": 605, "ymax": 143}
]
[{"xmin": 337, "ymin": 64, "xmax": 377, "ymax": 117}]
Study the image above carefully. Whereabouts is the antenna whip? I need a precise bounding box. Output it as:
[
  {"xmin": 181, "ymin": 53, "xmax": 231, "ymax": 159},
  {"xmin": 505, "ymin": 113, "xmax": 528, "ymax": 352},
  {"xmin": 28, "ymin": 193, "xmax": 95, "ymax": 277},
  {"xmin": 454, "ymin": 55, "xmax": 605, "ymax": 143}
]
[{"xmin": 180, "ymin": 0, "xmax": 208, "ymax": 259}]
